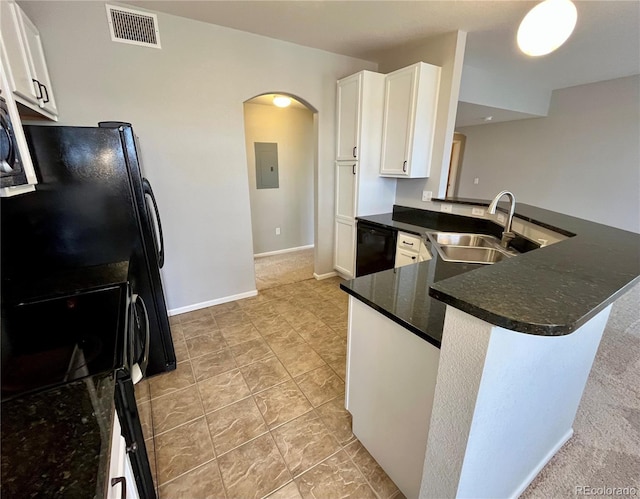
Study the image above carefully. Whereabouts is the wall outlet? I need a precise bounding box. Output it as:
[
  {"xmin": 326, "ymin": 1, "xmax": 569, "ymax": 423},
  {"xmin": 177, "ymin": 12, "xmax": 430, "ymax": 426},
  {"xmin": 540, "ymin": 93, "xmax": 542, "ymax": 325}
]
[
  {"xmin": 275, "ymin": 227, "xmax": 281, "ymax": 235},
  {"xmin": 473, "ymin": 177, "xmax": 479, "ymax": 185},
  {"xmin": 497, "ymin": 213, "xmax": 506, "ymax": 224},
  {"xmin": 440, "ymin": 203, "xmax": 453, "ymax": 213},
  {"xmin": 471, "ymin": 207, "xmax": 485, "ymax": 216},
  {"xmin": 422, "ymin": 190, "xmax": 432, "ymax": 202}
]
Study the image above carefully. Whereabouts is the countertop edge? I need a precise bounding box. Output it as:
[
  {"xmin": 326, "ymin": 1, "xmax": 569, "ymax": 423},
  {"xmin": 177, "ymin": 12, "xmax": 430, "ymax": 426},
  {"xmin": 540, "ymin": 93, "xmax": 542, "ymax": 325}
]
[
  {"xmin": 340, "ymin": 283, "xmax": 442, "ymax": 349},
  {"xmin": 353, "ymin": 205, "xmax": 640, "ymax": 337},
  {"xmin": 430, "ymin": 274, "xmax": 640, "ymax": 335}
]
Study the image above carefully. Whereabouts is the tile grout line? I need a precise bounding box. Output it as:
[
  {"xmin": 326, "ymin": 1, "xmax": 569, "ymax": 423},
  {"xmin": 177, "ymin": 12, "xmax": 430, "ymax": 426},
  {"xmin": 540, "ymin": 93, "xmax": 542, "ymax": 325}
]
[
  {"xmin": 161, "ymin": 275, "xmax": 354, "ymax": 498},
  {"xmin": 156, "ymin": 307, "xmax": 225, "ymax": 497},
  {"xmin": 186, "ymin": 308, "xmax": 228, "ymax": 499}
]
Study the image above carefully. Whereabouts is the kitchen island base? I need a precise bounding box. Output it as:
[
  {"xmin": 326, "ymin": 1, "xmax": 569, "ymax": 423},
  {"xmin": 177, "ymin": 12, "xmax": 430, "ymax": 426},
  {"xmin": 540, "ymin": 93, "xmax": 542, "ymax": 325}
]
[
  {"xmin": 345, "ymin": 295, "xmax": 612, "ymax": 498},
  {"xmin": 346, "ymin": 296, "xmax": 440, "ymax": 499},
  {"xmin": 420, "ymin": 304, "xmax": 611, "ymax": 498}
]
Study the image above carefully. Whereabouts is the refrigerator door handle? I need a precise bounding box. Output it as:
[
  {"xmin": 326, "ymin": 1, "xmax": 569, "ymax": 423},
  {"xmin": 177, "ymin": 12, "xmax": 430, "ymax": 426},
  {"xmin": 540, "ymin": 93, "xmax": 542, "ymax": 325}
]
[{"xmin": 142, "ymin": 178, "xmax": 165, "ymax": 268}]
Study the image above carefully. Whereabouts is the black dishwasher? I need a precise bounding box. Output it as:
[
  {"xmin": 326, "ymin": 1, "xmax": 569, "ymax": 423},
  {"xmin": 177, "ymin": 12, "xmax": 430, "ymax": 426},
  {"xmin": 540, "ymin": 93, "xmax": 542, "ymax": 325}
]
[{"xmin": 356, "ymin": 220, "xmax": 397, "ymax": 277}]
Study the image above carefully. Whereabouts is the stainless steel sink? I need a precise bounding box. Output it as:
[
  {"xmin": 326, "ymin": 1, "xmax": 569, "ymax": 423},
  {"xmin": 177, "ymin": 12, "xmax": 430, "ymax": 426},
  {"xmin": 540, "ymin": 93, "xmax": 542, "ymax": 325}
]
[
  {"xmin": 425, "ymin": 231, "xmax": 517, "ymax": 264},
  {"xmin": 438, "ymin": 246, "xmax": 510, "ymax": 264},
  {"xmin": 427, "ymin": 232, "xmax": 499, "ymax": 248}
]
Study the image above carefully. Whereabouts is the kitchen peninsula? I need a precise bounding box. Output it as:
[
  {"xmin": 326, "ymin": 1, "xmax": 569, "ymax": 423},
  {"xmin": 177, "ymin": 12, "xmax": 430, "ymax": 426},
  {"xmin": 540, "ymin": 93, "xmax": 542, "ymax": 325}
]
[{"xmin": 341, "ymin": 200, "xmax": 640, "ymax": 499}]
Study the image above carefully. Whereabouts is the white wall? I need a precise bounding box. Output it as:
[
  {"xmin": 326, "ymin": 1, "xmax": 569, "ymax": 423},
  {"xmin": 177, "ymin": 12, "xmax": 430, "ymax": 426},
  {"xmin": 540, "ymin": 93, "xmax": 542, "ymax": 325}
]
[
  {"xmin": 459, "ymin": 64, "xmax": 551, "ymax": 117},
  {"xmin": 456, "ymin": 75, "xmax": 640, "ymax": 233},
  {"xmin": 243, "ymin": 102, "xmax": 314, "ymax": 254},
  {"xmin": 373, "ymin": 31, "xmax": 467, "ymax": 205},
  {"xmin": 20, "ymin": 1, "xmax": 376, "ymax": 309}
]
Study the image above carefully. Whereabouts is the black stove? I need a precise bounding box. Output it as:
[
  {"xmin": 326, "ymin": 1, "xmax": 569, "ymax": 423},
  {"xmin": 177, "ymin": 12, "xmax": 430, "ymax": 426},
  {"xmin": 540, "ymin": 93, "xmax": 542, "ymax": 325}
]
[{"xmin": 1, "ymin": 285, "xmax": 127, "ymax": 401}]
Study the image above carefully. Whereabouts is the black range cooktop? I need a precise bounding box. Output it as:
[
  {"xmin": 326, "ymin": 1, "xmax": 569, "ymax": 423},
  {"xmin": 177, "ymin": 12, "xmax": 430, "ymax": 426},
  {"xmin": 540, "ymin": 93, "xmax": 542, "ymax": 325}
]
[{"xmin": 1, "ymin": 284, "xmax": 127, "ymax": 401}]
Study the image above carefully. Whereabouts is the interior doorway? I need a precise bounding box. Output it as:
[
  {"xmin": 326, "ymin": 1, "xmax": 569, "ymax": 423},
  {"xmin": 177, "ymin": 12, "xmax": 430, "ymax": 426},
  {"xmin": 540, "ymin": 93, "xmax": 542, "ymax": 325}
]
[
  {"xmin": 242, "ymin": 93, "xmax": 317, "ymax": 290},
  {"xmin": 446, "ymin": 132, "xmax": 467, "ymax": 197}
]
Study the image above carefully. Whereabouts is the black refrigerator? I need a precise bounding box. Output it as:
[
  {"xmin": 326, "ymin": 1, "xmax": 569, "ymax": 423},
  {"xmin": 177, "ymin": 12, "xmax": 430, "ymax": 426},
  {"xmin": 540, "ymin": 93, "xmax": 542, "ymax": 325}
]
[{"xmin": 1, "ymin": 122, "xmax": 176, "ymax": 377}]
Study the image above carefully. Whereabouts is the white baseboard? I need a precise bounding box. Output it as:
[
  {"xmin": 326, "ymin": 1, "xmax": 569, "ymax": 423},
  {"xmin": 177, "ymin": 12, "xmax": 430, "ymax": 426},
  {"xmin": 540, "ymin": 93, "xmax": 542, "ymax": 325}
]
[
  {"xmin": 168, "ymin": 290, "xmax": 258, "ymax": 316},
  {"xmin": 313, "ymin": 271, "xmax": 338, "ymax": 280},
  {"xmin": 254, "ymin": 244, "xmax": 314, "ymax": 258},
  {"xmin": 511, "ymin": 428, "xmax": 574, "ymax": 498}
]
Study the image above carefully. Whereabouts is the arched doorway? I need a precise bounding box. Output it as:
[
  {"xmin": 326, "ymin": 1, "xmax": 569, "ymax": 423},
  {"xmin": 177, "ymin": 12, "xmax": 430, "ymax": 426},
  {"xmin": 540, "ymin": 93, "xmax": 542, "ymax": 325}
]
[{"xmin": 242, "ymin": 92, "xmax": 318, "ymax": 290}]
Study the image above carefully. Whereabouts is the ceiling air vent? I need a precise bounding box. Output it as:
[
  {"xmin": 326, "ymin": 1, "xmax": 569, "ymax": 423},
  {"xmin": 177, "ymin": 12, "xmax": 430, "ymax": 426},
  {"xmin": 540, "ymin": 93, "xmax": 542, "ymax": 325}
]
[{"xmin": 106, "ymin": 4, "xmax": 161, "ymax": 49}]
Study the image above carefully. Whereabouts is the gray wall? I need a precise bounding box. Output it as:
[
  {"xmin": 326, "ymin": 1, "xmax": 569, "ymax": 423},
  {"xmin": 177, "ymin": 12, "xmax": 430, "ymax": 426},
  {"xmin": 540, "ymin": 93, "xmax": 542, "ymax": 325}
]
[
  {"xmin": 21, "ymin": 1, "xmax": 376, "ymax": 310},
  {"xmin": 457, "ymin": 75, "xmax": 640, "ymax": 233},
  {"xmin": 244, "ymin": 102, "xmax": 314, "ymax": 254}
]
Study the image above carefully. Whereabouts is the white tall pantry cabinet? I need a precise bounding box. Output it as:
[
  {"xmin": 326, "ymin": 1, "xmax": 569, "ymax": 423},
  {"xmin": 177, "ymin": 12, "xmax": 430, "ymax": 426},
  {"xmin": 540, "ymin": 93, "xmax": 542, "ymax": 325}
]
[{"xmin": 334, "ymin": 71, "xmax": 396, "ymax": 278}]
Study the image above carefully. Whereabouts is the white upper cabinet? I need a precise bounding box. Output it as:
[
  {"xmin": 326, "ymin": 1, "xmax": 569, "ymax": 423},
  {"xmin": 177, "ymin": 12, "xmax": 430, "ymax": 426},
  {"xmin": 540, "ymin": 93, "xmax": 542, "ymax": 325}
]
[
  {"xmin": 380, "ymin": 62, "xmax": 440, "ymax": 178},
  {"xmin": 0, "ymin": 0, "xmax": 58, "ymax": 119},
  {"xmin": 336, "ymin": 73, "xmax": 360, "ymax": 161}
]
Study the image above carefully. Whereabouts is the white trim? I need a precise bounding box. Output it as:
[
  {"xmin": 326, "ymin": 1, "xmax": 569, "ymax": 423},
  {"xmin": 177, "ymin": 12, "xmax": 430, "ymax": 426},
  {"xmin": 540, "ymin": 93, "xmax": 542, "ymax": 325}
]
[
  {"xmin": 334, "ymin": 269, "xmax": 353, "ymax": 280},
  {"xmin": 510, "ymin": 429, "xmax": 573, "ymax": 498},
  {"xmin": 168, "ymin": 290, "xmax": 258, "ymax": 316},
  {"xmin": 254, "ymin": 244, "xmax": 313, "ymax": 258},
  {"xmin": 313, "ymin": 271, "xmax": 338, "ymax": 280}
]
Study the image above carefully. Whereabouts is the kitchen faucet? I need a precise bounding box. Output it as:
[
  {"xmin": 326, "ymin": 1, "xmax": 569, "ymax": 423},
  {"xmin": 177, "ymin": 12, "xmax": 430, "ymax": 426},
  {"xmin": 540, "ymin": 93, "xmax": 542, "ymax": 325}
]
[{"xmin": 488, "ymin": 190, "xmax": 516, "ymax": 248}]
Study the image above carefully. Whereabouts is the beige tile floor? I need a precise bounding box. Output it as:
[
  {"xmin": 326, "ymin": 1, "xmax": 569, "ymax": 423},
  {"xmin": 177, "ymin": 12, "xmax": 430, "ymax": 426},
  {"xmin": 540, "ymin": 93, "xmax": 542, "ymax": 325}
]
[{"xmin": 135, "ymin": 276, "xmax": 404, "ymax": 499}]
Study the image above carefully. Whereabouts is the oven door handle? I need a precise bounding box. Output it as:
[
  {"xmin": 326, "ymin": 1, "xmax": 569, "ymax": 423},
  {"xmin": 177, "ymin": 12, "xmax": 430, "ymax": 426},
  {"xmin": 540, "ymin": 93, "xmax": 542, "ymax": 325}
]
[
  {"xmin": 1, "ymin": 124, "xmax": 16, "ymax": 172},
  {"xmin": 131, "ymin": 293, "xmax": 150, "ymax": 384},
  {"xmin": 142, "ymin": 178, "xmax": 165, "ymax": 269}
]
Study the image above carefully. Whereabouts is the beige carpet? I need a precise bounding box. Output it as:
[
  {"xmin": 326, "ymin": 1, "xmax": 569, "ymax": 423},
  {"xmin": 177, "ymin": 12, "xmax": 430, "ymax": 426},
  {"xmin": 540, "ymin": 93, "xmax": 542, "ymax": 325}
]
[
  {"xmin": 523, "ymin": 281, "xmax": 640, "ymax": 497},
  {"xmin": 254, "ymin": 248, "xmax": 315, "ymax": 290}
]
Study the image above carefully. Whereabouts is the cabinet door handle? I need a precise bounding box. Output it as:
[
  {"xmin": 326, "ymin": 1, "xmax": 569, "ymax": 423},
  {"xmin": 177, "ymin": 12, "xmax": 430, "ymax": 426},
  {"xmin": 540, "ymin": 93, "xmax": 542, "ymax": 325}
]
[
  {"xmin": 411, "ymin": 256, "xmax": 417, "ymax": 260},
  {"xmin": 352, "ymin": 164, "xmax": 356, "ymax": 175},
  {"xmin": 40, "ymin": 84, "xmax": 50, "ymax": 104},
  {"xmin": 353, "ymin": 146, "xmax": 357, "ymax": 158},
  {"xmin": 403, "ymin": 241, "xmax": 414, "ymax": 246},
  {"xmin": 32, "ymin": 79, "xmax": 42, "ymax": 99},
  {"xmin": 402, "ymin": 160, "xmax": 407, "ymax": 173},
  {"xmin": 111, "ymin": 476, "xmax": 127, "ymax": 499}
]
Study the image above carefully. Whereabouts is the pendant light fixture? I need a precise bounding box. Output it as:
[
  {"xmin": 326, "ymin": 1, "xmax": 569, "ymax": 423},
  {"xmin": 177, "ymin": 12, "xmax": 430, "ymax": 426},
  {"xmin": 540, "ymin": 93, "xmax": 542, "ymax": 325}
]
[
  {"xmin": 273, "ymin": 95, "xmax": 292, "ymax": 108},
  {"xmin": 517, "ymin": 0, "xmax": 577, "ymax": 57}
]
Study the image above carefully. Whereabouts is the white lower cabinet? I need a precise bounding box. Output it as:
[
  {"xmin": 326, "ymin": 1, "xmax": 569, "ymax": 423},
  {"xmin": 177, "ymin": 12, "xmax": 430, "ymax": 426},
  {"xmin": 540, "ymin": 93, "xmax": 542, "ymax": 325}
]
[
  {"xmin": 108, "ymin": 413, "xmax": 140, "ymax": 499},
  {"xmin": 395, "ymin": 231, "xmax": 431, "ymax": 268},
  {"xmin": 395, "ymin": 248, "xmax": 419, "ymax": 267},
  {"xmin": 346, "ymin": 297, "xmax": 440, "ymax": 499},
  {"xmin": 334, "ymin": 218, "xmax": 356, "ymax": 278}
]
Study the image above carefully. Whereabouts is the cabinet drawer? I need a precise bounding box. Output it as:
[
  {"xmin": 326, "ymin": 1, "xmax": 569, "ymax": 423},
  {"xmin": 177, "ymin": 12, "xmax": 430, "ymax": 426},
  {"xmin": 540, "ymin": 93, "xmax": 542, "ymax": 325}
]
[
  {"xmin": 396, "ymin": 232, "xmax": 421, "ymax": 253},
  {"xmin": 395, "ymin": 248, "xmax": 419, "ymax": 268}
]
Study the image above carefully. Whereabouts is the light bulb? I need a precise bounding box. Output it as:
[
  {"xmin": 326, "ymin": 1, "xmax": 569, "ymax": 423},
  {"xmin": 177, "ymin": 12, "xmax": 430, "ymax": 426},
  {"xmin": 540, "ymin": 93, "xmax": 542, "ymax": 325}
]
[
  {"xmin": 273, "ymin": 95, "xmax": 291, "ymax": 108},
  {"xmin": 517, "ymin": 0, "xmax": 577, "ymax": 57}
]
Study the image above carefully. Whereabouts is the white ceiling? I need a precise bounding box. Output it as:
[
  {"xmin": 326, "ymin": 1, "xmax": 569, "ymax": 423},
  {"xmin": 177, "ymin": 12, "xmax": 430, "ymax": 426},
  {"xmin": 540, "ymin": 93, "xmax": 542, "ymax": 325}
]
[{"xmin": 130, "ymin": 0, "xmax": 640, "ymax": 122}]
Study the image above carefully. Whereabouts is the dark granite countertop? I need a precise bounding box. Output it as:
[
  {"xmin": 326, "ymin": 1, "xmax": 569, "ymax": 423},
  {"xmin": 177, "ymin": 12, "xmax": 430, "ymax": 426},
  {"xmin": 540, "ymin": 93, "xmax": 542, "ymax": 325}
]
[
  {"xmin": 1, "ymin": 373, "xmax": 116, "ymax": 498},
  {"xmin": 341, "ymin": 242, "xmax": 482, "ymax": 348},
  {"xmin": 343, "ymin": 203, "xmax": 640, "ymax": 337}
]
